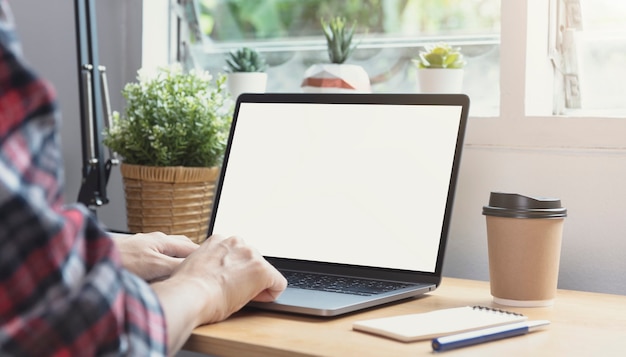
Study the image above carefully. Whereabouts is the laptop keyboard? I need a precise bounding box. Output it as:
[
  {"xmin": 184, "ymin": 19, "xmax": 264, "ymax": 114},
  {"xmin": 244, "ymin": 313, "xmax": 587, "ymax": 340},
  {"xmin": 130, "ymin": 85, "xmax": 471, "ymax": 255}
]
[{"xmin": 282, "ymin": 270, "xmax": 415, "ymax": 296}]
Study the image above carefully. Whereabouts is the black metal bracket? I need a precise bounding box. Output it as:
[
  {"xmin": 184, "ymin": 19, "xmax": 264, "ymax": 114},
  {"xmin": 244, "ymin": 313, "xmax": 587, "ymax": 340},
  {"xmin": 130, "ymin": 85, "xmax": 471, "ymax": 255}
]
[{"xmin": 74, "ymin": 0, "xmax": 118, "ymax": 213}]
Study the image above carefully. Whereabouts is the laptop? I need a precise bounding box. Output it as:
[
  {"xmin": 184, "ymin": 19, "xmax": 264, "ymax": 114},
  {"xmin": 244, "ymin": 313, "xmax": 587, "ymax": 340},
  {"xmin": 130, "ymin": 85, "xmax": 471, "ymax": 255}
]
[{"xmin": 208, "ymin": 93, "xmax": 469, "ymax": 316}]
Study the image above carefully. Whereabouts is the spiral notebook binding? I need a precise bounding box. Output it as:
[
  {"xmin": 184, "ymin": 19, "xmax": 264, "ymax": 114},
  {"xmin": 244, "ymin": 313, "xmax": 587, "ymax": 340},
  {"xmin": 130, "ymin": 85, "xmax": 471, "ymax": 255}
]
[{"xmin": 471, "ymin": 305, "xmax": 524, "ymax": 317}]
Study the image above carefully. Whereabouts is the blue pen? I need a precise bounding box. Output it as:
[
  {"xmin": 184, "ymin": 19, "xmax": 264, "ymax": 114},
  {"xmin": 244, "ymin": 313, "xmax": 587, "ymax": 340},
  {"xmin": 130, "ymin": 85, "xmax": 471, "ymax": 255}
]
[{"xmin": 432, "ymin": 320, "xmax": 550, "ymax": 352}]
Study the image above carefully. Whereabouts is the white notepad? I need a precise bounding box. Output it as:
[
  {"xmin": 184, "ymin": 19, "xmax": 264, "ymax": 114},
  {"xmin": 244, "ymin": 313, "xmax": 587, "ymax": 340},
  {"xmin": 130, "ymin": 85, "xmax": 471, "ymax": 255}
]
[{"xmin": 352, "ymin": 306, "xmax": 527, "ymax": 342}]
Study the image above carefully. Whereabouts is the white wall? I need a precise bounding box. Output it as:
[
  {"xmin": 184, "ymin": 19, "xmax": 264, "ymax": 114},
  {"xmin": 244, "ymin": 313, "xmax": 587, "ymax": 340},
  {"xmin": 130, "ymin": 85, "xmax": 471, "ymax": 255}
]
[
  {"xmin": 445, "ymin": 145, "xmax": 626, "ymax": 295},
  {"xmin": 10, "ymin": 1, "xmax": 626, "ymax": 297}
]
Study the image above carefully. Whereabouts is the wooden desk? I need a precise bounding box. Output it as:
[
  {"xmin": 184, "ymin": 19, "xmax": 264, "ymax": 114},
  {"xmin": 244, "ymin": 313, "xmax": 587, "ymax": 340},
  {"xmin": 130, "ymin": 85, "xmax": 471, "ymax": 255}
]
[{"xmin": 184, "ymin": 278, "xmax": 626, "ymax": 356}]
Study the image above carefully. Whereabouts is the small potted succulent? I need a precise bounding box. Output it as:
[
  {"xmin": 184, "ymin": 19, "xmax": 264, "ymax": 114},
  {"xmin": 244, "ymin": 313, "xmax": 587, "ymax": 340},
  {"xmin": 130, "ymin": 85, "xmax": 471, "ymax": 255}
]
[
  {"xmin": 413, "ymin": 43, "xmax": 466, "ymax": 93},
  {"xmin": 103, "ymin": 64, "xmax": 232, "ymax": 243},
  {"xmin": 301, "ymin": 16, "xmax": 370, "ymax": 93},
  {"xmin": 322, "ymin": 16, "xmax": 357, "ymax": 64},
  {"xmin": 225, "ymin": 47, "xmax": 268, "ymax": 100}
]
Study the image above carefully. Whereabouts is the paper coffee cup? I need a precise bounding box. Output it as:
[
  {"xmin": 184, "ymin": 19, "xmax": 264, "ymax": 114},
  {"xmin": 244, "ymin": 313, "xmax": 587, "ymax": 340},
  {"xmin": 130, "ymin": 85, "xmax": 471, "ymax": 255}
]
[{"xmin": 483, "ymin": 192, "xmax": 567, "ymax": 307}]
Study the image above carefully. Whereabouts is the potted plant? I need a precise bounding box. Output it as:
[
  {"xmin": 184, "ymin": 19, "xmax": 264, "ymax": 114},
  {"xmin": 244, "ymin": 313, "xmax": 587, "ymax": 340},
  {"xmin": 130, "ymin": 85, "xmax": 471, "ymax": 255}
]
[
  {"xmin": 301, "ymin": 16, "xmax": 370, "ymax": 93},
  {"xmin": 225, "ymin": 47, "xmax": 268, "ymax": 100},
  {"xmin": 104, "ymin": 64, "xmax": 232, "ymax": 243},
  {"xmin": 413, "ymin": 43, "xmax": 466, "ymax": 93}
]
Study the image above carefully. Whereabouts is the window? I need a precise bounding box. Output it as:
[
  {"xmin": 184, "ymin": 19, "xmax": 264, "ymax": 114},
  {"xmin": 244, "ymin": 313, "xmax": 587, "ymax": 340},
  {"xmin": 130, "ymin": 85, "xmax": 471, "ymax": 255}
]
[
  {"xmin": 177, "ymin": 0, "xmax": 500, "ymax": 116},
  {"xmin": 146, "ymin": 1, "xmax": 626, "ymax": 122}
]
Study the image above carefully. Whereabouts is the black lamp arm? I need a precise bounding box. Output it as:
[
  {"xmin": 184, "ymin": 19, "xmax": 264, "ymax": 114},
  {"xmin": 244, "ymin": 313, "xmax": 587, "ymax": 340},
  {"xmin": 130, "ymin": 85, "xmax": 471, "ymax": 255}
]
[{"xmin": 74, "ymin": 0, "xmax": 118, "ymax": 212}]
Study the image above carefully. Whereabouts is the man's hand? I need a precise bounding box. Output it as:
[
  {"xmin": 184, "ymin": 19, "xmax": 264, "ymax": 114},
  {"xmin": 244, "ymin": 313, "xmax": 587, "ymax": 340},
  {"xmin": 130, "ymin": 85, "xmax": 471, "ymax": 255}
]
[
  {"xmin": 150, "ymin": 234, "xmax": 287, "ymax": 352},
  {"xmin": 111, "ymin": 232, "xmax": 199, "ymax": 282},
  {"xmin": 181, "ymin": 235, "xmax": 287, "ymax": 320}
]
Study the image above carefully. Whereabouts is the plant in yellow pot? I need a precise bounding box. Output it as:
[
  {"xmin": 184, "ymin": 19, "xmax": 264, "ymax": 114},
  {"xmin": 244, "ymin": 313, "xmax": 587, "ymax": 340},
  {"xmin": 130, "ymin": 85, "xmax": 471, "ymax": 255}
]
[{"xmin": 104, "ymin": 64, "xmax": 232, "ymax": 243}]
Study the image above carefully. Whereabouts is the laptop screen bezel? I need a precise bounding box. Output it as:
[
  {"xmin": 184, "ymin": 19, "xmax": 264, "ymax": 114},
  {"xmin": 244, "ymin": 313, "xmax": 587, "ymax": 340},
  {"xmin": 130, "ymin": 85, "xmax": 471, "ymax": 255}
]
[{"xmin": 208, "ymin": 93, "xmax": 470, "ymax": 286}]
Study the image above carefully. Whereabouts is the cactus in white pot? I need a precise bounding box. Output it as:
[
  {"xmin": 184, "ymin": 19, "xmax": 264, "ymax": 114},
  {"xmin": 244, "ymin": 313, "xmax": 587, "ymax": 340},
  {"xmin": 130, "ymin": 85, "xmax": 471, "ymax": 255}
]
[
  {"xmin": 225, "ymin": 47, "xmax": 268, "ymax": 100},
  {"xmin": 226, "ymin": 47, "xmax": 268, "ymax": 73}
]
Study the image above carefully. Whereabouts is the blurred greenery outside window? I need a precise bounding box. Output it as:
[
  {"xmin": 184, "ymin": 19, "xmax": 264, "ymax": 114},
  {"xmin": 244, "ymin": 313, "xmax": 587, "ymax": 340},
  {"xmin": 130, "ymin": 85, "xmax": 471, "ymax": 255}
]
[{"xmin": 182, "ymin": 0, "xmax": 501, "ymax": 116}]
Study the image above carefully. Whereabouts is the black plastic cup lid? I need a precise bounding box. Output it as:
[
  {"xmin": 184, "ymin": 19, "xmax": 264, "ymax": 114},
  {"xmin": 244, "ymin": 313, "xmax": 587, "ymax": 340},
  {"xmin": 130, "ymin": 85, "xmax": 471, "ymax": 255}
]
[{"xmin": 482, "ymin": 192, "xmax": 567, "ymax": 219}]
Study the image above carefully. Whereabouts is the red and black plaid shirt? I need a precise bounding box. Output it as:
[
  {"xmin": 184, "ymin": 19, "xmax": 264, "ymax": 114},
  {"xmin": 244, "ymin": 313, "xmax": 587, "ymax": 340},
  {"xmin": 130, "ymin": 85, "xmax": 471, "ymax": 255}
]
[{"xmin": 0, "ymin": 2, "xmax": 166, "ymax": 355}]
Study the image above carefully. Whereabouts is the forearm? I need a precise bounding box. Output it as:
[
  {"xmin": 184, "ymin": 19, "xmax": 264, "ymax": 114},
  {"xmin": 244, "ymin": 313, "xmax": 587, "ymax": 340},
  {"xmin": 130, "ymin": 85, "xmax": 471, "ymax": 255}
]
[{"xmin": 151, "ymin": 277, "xmax": 217, "ymax": 355}]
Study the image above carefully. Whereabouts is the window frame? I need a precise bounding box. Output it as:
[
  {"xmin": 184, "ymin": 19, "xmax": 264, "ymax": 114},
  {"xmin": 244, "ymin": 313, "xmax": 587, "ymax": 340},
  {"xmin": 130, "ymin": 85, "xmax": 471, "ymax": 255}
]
[{"xmin": 470, "ymin": 0, "xmax": 626, "ymax": 152}]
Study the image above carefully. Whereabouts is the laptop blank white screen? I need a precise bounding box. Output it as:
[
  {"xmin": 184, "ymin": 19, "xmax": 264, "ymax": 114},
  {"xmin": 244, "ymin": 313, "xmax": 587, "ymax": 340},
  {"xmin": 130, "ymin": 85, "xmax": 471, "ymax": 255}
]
[{"xmin": 211, "ymin": 101, "xmax": 463, "ymax": 273}]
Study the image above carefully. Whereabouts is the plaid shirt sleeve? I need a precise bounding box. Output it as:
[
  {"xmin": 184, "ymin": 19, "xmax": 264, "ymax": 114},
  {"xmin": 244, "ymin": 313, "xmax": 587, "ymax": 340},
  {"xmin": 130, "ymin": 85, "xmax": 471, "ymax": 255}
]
[{"xmin": 0, "ymin": 2, "xmax": 167, "ymax": 356}]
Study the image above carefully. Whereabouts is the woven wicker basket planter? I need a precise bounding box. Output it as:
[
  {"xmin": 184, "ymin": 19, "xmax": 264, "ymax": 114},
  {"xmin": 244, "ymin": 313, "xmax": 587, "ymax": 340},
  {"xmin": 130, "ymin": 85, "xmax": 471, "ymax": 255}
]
[{"xmin": 120, "ymin": 163, "xmax": 220, "ymax": 244}]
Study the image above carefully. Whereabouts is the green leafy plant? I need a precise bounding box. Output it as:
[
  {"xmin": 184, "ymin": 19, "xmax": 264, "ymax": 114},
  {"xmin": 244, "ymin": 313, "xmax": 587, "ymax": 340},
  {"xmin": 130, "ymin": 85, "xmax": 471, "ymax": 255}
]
[
  {"xmin": 225, "ymin": 47, "xmax": 268, "ymax": 72},
  {"xmin": 104, "ymin": 64, "xmax": 232, "ymax": 167},
  {"xmin": 321, "ymin": 16, "xmax": 358, "ymax": 64},
  {"xmin": 414, "ymin": 43, "xmax": 466, "ymax": 69}
]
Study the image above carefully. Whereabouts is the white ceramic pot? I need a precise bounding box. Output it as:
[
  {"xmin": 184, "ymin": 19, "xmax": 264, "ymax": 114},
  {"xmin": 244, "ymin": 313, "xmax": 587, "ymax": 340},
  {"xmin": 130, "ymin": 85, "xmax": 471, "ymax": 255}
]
[
  {"xmin": 416, "ymin": 68, "xmax": 464, "ymax": 93},
  {"xmin": 227, "ymin": 72, "xmax": 268, "ymax": 100},
  {"xmin": 301, "ymin": 63, "xmax": 371, "ymax": 93}
]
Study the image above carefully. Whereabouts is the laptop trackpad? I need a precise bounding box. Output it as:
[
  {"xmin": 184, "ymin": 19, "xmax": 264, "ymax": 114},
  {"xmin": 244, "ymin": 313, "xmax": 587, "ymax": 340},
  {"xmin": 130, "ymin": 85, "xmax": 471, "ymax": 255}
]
[
  {"xmin": 281, "ymin": 288, "xmax": 371, "ymax": 306},
  {"xmin": 247, "ymin": 287, "xmax": 393, "ymax": 316}
]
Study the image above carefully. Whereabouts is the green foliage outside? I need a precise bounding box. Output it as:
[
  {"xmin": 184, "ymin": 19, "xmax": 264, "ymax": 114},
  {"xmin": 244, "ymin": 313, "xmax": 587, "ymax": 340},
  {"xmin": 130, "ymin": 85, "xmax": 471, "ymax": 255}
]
[
  {"xmin": 197, "ymin": 0, "xmax": 500, "ymax": 41},
  {"xmin": 198, "ymin": 0, "xmax": 379, "ymax": 40},
  {"xmin": 104, "ymin": 64, "xmax": 233, "ymax": 168}
]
